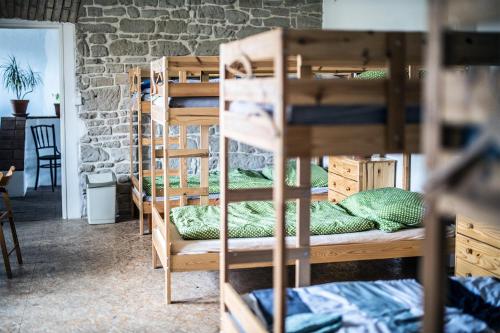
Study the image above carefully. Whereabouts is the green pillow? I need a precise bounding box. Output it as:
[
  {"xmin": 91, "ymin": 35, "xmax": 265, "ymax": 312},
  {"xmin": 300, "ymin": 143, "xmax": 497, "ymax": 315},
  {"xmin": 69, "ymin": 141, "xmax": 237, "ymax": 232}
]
[
  {"xmin": 262, "ymin": 161, "xmax": 328, "ymax": 187},
  {"xmin": 355, "ymin": 70, "xmax": 387, "ymax": 79},
  {"xmin": 338, "ymin": 187, "xmax": 424, "ymax": 232}
]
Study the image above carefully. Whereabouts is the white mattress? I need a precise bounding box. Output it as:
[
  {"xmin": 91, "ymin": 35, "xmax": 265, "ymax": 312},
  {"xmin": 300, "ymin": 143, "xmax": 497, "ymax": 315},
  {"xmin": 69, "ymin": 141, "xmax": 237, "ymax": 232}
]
[
  {"xmin": 136, "ymin": 186, "xmax": 328, "ymax": 202},
  {"xmin": 168, "ymin": 225, "xmax": 455, "ymax": 255}
]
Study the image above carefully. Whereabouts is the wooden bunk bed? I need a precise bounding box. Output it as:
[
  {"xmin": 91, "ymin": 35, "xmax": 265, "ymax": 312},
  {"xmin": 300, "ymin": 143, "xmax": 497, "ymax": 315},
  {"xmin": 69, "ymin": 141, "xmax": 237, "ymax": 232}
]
[
  {"xmin": 129, "ymin": 67, "xmax": 157, "ymax": 235},
  {"xmin": 423, "ymin": 1, "xmax": 500, "ymax": 331},
  {"xmin": 218, "ymin": 28, "xmax": 447, "ymax": 333},
  {"xmin": 128, "ymin": 63, "xmax": 221, "ymax": 235},
  {"xmin": 147, "ymin": 56, "xmax": 350, "ymax": 303},
  {"xmin": 219, "ymin": 21, "xmax": 500, "ymax": 333}
]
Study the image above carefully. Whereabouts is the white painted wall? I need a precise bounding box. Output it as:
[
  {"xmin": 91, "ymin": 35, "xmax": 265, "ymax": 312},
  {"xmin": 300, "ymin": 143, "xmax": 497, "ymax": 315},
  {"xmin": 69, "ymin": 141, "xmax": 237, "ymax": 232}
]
[
  {"xmin": 323, "ymin": 0, "xmax": 426, "ymax": 31},
  {"xmin": 322, "ymin": 0, "xmax": 427, "ymax": 192},
  {"xmin": 0, "ymin": 28, "xmax": 60, "ymax": 117}
]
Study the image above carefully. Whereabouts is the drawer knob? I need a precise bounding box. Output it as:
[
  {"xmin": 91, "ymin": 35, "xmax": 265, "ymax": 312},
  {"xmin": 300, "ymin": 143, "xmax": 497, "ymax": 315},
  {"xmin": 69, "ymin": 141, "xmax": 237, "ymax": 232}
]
[
  {"xmin": 346, "ymin": 168, "xmax": 351, "ymax": 173},
  {"xmin": 333, "ymin": 182, "xmax": 337, "ymax": 186},
  {"xmin": 466, "ymin": 248, "xmax": 473, "ymax": 255},
  {"xmin": 466, "ymin": 223, "xmax": 474, "ymax": 229},
  {"xmin": 346, "ymin": 187, "xmax": 351, "ymax": 191}
]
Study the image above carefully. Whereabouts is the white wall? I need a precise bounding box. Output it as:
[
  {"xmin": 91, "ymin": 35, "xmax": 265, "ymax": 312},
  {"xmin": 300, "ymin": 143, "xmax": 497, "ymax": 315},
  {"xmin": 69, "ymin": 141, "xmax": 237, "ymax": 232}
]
[
  {"xmin": 323, "ymin": 0, "xmax": 426, "ymax": 31},
  {"xmin": 322, "ymin": 0, "xmax": 427, "ymax": 192},
  {"xmin": 0, "ymin": 28, "xmax": 60, "ymax": 117}
]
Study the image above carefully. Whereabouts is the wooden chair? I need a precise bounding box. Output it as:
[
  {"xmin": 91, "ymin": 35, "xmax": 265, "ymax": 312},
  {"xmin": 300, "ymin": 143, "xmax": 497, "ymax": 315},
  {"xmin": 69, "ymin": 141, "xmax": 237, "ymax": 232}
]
[
  {"xmin": 31, "ymin": 125, "xmax": 61, "ymax": 192},
  {"xmin": 0, "ymin": 166, "xmax": 23, "ymax": 279}
]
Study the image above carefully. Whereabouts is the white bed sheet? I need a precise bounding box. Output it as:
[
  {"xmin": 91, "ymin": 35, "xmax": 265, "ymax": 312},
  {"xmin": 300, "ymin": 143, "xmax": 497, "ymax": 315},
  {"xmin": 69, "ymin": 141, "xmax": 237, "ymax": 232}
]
[{"xmin": 169, "ymin": 225, "xmax": 455, "ymax": 255}]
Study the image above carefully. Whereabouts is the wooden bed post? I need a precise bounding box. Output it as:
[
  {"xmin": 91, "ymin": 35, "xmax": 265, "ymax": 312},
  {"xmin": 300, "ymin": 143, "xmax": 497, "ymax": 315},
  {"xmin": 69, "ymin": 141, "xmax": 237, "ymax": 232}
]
[
  {"xmin": 273, "ymin": 30, "xmax": 287, "ymax": 333},
  {"xmin": 295, "ymin": 56, "xmax": 312, "ymax": 288},
  {"xmin": 178, "ymin": 69, "xmax": 188, "ymax": 207},
  {"xmin": 423, "ymin": 0, "xmax": 448, "ymax": 331},
  {"xmin": 200, "ymin": 70, "xmax": 210, "ymax": 206},
  {"xmin": 162, "ymin": 57, "xmax": 173, "ymax": 304},
  {"xmin": 219, "ymin": 57, "xmax": 229, "ymax": 323},
  {"xmin": 150, "ymin": 63, "xmax": 159, "ymax": 269},
  {"xmin": 402, "ymin": 153, "xmax": 411, "ymax": 191},
  {"xmin": 129, "ymin": 69, "xmax": 135, "ymax": 219}
]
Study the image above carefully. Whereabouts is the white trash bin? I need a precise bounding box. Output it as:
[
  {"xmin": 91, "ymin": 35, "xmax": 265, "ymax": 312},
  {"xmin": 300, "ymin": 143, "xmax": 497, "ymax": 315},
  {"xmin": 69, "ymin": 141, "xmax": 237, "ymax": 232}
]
[{"xmin": 86, "ymin": 172, "xmax": 116, "ymax": 224}]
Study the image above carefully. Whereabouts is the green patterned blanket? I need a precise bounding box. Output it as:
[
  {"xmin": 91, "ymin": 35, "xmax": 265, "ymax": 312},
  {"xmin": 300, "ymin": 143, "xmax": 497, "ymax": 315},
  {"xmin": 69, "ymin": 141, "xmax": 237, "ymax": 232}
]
[
  {"xmin": 170, "ymin": 188, "xmax": 424, "ymax": 240},
  {"xmin": 142, "ymin": 164, "xmax": 329, "ymax": 196}
]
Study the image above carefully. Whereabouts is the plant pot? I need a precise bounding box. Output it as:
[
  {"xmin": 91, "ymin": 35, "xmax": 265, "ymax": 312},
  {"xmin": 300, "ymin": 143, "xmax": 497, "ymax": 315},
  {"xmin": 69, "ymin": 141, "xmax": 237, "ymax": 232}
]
[
  {"xmin": 54, "ymin": 103, "xmax": 61, "ymax": 118},
  {"xmin": 11, "ymin": 100, "xmax": 29, "ymax": 117}
]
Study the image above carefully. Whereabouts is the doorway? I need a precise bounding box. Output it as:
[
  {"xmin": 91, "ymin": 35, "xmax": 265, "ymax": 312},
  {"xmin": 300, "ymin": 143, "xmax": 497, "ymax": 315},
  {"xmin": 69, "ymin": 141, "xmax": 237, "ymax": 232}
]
[{"xmin": 0, "ymin": 19, "xmax": 83, "ymax": 220}]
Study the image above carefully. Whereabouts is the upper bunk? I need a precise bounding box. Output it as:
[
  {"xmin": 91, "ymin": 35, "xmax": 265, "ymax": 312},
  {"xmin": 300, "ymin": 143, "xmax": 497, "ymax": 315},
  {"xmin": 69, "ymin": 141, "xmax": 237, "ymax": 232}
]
[
  {"xmin": 128, "ymin": 67, "xmax": 151, "ymax": 114},
  {"xmin": 220, "ymin": 28, "xmax": 499, "ymax": 157},
  {"xmin": 149, "ymin": 56, "xmax": 220, "ymax": 127}
]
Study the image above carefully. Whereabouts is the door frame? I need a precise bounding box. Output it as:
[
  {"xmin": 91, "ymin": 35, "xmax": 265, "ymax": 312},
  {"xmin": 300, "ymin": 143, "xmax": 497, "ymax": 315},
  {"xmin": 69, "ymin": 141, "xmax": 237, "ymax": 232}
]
[{"xmin": 0, "ymin": 19, "xmax": 83, "ymax": 219}]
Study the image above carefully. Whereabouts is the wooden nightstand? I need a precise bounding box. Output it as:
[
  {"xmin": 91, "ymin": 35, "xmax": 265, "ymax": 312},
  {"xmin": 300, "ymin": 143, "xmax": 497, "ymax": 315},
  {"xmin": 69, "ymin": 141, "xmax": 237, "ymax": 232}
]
[
  {"xmin": 455, "ymin": 215, "xmax": 499, "ymax": 277},
  {"xmin": 328, "ymin": 156, "xmax": 397, "ymax": 203}
]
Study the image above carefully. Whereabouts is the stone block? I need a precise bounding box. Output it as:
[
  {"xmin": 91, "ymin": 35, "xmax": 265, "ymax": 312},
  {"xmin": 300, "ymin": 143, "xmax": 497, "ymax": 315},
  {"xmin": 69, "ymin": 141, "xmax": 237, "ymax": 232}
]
[
  {"xmin": 150, "ymin": 41, "xmax": 190, "ymax": 56},
  {"xmin": 78, "ymin": 24, "xmax": 117, "ymax": 33},
  {"xmin": 195, "ymin": 39, "xmax": 226, "ymax": 55},
  {"xmin": 296, "ymin": 15, "xmax": 321, "ymax": 28},
  {"xmin": 95, "ymin": 0, "xmax": 119, "ymax": 5},
  {"xmin": 103, "ymin": 7, "xmax": 127, "ymax": 16},
  {"xmin": 82, "ymin": 86, "xmax": 120, "ymax": 112},
  {"xmin": 81, "ymin": 145, "xmax": 110, "ymax": 162},
  {"xmin": 263, "ymin": 17, "xmax": 290, "ymax": 27},
  {"xmin": 127, "ymin": 6, "xmax": 140, "ymax": 17},
  {"xmin": 226, "ymin": 10, "xmax": 249, "ymax": 24},
  {"xmin": 119, "ymin": 19, "xmax": 155, "ymax": 33},
  {"xmin": 197, "ymin": 5, "xmax": 225, "ymax": 19},
  {"xmin": 109, "ymin": 40, "xmax": 149, "ymax": 56},
  {"xmin": 91, "ymin": 45, "xmax": 109, "ymax": 57},
  {"xmin": 156, "ymin": 20, "xmax": 188, "ymax": 34},
  {"xmin": 89, "ymin": 34, "xmax": 107, "ymax": 44}
]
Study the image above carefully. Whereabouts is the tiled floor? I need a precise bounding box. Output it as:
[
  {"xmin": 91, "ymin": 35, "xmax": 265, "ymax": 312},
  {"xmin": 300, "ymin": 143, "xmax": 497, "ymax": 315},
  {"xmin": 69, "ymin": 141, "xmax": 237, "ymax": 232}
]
[{"xmin": 1, "ymin": 189, "xmax": 419, "ymax": 332}]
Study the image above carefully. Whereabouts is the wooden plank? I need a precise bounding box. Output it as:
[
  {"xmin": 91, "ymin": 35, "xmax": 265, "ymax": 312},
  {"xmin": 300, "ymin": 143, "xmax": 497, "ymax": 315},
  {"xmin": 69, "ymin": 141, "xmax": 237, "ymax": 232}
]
[
  {"xmin": 168, "ymin": 148, "xmax": 209, "ymax": 158},
  {"xmin": 221, "ymin": 312, "xmax": 240, "ymax": 333},
  {"xmin": 455, "ymin": 234, "xmax": 499, "ymax": 276},
  {"xmin": 402, "ymin": 153, "xmax": 411, "ymax": 190},
  {"xmin": 166, "ymin": 187, "xmax": 209, "ymax": 197},
  {"xmin": 223, "ymin": 77, "xmax": 277, "ymax": 103},
  {"xmin": 221, "ymin": 112, "xmax": 277, "ymax": 153},
  {"xmin": 286, "ymin": 30, "xmax": 424, "ymax": 66},
  {"xmin": 200, "ymin": 125, "xmax": 209, "ymax": 205},
  {"xmin": 228, "ymin": 247, "xmax": 309, "ymax": 265},
  {"xmin": 455, "ymin": 258, "xmax": 496, "ymax": 277},
  {"xmin": 169, "ymin": 82, "xmax": 218, "ymax": 97},
  {"xmin": 286, "ymin": 79, "xmax": 420, "ymax": 105},
  {"xmin": 457, "ymin": 215, "xmax": 500, "ymax": 247},
  {"xmin": 179, "ymin": 124, "xmax": 188, "ymax": 206},
  {"xmin": 223, "ymin": 283, "xmax": 267, "ymax": 333},
  {"xmin": 295, "ymin": 157, "xmax": 311, "ymax": 287}
]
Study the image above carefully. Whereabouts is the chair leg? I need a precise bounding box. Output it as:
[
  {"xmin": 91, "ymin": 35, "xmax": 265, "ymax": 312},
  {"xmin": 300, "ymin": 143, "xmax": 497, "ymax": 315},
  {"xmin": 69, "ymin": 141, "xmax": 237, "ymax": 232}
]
[
  {"xmin": 49, "ymin": 160, "xmax": 54, "ymax": 192},
  {"xmin": 0, "ymin": 222, "xmax": 12, "ymax": 279},
  {"xmin": 54, "ymin": 161, "xmax": 58, "ymax": 188},
  {"xmin": 35, "ymin": 160, "xmax": 40, "ymax": 190},
  {"xmin": 3, "ymin": 192, "xmax": 22, "ymax": 265}
]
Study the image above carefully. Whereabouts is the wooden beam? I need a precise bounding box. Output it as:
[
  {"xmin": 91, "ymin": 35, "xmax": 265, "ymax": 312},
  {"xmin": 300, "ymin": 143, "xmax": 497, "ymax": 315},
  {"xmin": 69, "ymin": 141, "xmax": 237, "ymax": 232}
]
[
  {"xmin": 223, "ymin": 283, "xmax": 267, "ymax": 333},
  {"xmin": 227, "ymin": 247, "xmax": 309, "ymax": 265}
]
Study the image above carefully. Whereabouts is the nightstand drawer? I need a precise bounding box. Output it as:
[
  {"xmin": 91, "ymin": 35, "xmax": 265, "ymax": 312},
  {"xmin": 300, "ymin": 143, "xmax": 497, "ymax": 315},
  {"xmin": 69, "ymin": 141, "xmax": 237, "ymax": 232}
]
[
  {"xmin": 455, "ymin": 258, "xmax": 495, "ymax": 277},
  {"xmin": 457, "ymin": 215, "xmax": 500, "ymax": 248},
  {"xmin": 456, "ymin": 234, "xmax": 500, "ymax": 276},
  {"xmin": 328, "ymin": 190, "xmax": 347, "ymax": 204},
  {"xmin": 329, "ymin": 157, "xmax": 359, "ymax": 181},
  {"xmin": 329, "ymin": 173, "xmax": 359, "ymax": 197}
]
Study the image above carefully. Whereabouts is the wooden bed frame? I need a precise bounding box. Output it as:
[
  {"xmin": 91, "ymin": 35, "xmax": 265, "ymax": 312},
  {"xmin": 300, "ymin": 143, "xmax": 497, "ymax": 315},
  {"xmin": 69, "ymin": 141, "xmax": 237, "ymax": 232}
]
[
  {"xmin": 219, "ymin": 25, "xmax": 498, "ymax": 332},
  {"xmin": 219, "ymin": 29, "xmax": 433, "ymax": 333},
  {"xmin": 148, "ymin": 56, "xmax": 347, "ymax": 303}
]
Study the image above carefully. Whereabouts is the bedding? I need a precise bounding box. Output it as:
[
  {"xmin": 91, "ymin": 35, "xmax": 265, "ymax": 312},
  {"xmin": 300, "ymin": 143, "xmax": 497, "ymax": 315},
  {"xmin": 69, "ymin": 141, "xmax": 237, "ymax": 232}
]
[
  {"xmin": 245, "ymin": 277, "xmax": 500, "ymax": 333},
  {"xmin": 261, "ymin": 161, "xmax": 329, "ymax": 187},
  {"xmin": 170, "ymin": 188, "xmax": 424, "ymax": 240},
  {"xmin": 229, "ymin": 102, "xmax": 421, "ymax": 125}
]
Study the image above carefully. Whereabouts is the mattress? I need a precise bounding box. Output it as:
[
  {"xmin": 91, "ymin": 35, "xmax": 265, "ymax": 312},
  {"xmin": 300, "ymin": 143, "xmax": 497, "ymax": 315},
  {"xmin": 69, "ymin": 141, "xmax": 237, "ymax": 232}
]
[
  {"xmin": 229, "ymin": 101, "xmax": 421, "ymax": 125},
  {"xmin": 169, "ymin": 226, "xmax": 455, "ymax": 255},
  {"xmin": 136, "ymin": 186, "xmax": 328, "ymax": 202},
  {"xmin": 243, "ymin": 276, "xmax": 499, "ymax": 333}
]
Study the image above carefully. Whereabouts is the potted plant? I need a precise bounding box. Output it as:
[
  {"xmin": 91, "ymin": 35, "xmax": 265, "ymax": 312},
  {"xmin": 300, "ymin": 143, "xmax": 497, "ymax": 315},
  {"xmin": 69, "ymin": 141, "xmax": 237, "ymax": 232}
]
[
  {"xmin": 0, "ymin": 56, "xmax": 42, "ymax": 117},
  {"xmin": 52, "ymin": 93, "xmax": 61, "ymax": 118}
]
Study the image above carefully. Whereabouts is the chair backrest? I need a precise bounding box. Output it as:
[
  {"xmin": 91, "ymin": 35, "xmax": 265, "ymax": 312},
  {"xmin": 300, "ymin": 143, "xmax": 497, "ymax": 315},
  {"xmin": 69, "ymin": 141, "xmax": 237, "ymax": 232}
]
[
  {"xmin": 31, "ymin": 125, "xmax": 58, "ymax": 157},
  {"xmin": 0, "ymin": 166, "xmax": 15, "ymax": 188}
]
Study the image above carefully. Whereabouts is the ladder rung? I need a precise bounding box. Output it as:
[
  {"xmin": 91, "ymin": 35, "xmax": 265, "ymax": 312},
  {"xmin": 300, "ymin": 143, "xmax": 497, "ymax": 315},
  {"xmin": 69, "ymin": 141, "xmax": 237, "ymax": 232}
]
[
  {"xmin": 227, "ymin": 247, "xmax": 310, "ymax": 265},
  {"xmin": 169, "ymin": 149, "xmax": 209, "ymax": 158}
]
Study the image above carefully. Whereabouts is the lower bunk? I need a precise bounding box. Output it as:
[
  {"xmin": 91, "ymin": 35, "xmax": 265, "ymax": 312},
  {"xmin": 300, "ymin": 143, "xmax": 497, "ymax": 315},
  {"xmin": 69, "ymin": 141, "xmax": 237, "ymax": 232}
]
[
  {"xmin": 152, "ymin": 188, "xmax": 456, "ymax": 302},
  {"xmin": 231, "ymin": 276, "xmax": 499, "ymax": 333}
]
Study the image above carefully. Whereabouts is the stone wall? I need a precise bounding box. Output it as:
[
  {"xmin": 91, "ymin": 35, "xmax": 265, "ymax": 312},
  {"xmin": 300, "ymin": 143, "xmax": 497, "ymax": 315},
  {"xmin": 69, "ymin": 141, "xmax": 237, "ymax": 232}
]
[{"xmin": 76, "ymin": 0, "xmax": 322, "ymax": 216}]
